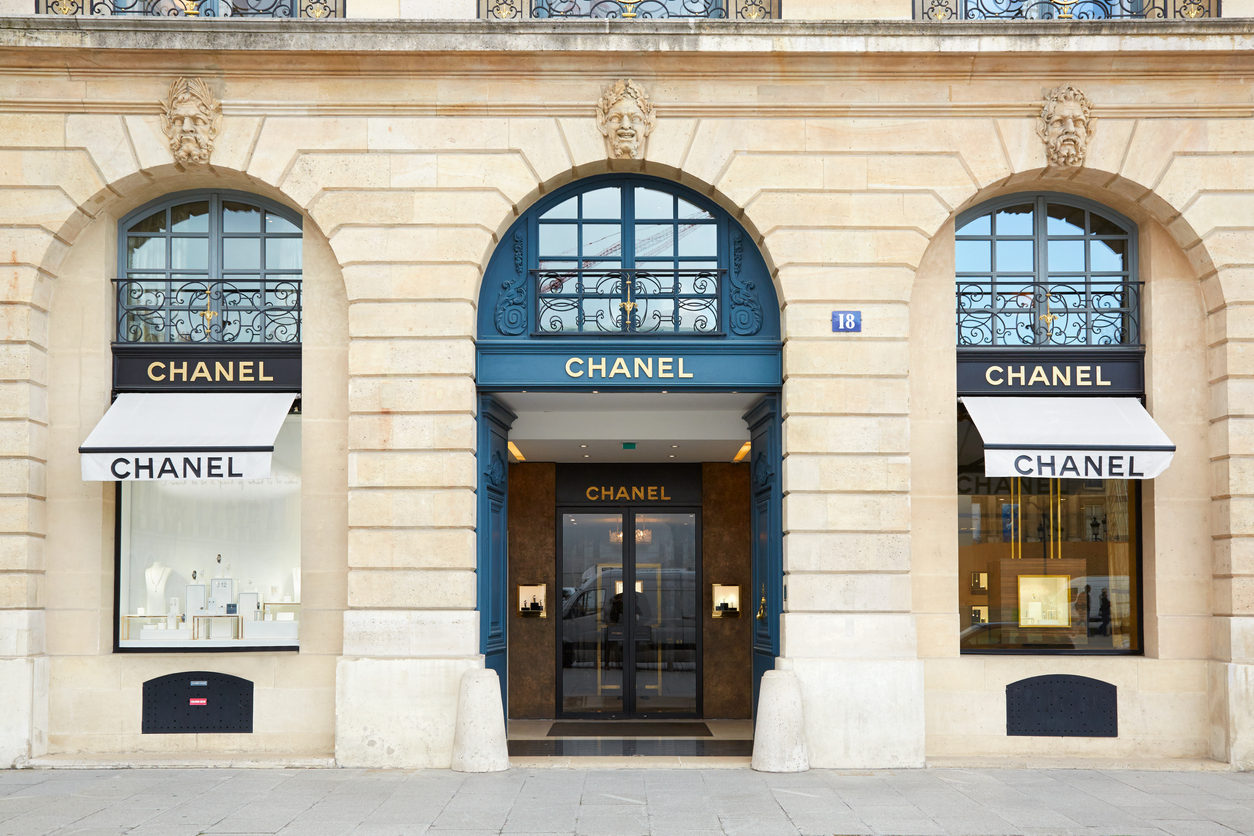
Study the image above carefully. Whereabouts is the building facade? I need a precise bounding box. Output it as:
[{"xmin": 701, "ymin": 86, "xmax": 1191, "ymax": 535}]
[{"xmin": 1, "ymin": 2, "xmax": 1253, "ymax": 770}]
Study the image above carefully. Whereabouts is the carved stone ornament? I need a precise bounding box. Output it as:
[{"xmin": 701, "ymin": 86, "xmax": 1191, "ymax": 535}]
[
  {"xmin": 596, "ymin": 79, "xmax": 655, "ymax": 160},
  {"xmin": 1037, "ymin": 84, "xmax": 1094, "ymax": 168},
  {"xmin": 159, "ymin": 77, "xmax": 223, "ymax": 166}
]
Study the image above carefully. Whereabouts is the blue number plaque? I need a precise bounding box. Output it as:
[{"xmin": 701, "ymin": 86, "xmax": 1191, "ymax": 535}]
[{"xmin": 831, "ymin": 311, "xmax": 862, "ymax": 333}]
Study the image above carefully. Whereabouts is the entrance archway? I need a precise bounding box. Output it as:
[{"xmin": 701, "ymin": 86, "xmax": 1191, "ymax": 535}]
[{"xmin": 475, "ymin": 174, "xmax": 783, "ymax": 727}]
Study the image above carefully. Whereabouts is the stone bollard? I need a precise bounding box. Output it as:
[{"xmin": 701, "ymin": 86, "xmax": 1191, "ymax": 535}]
[
  {"xmin": 751, "ymin": 670, "xmax": 809, "ymax": 773},
  {"xmin": 450, "ymin": 668, "xmax": 510, "ymax": 773}
]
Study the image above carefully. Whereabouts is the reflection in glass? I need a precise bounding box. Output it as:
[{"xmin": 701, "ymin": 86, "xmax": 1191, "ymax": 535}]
[
  {"xmin": 131, "ymin": 209, "xmax": 167, "ymax": 234},
  {"xmin": 171, "ymin": 237, "xmax": 209, "ymax": 271},
  {"xmin": 561, "ymin": 513, "xmax": 624, "ymax": 715},
  {"xmin": 633, "ymin": 513, "xmax": 698, "ymax": 716},
  {"xmin": 635, "ymin": 188, "xmax": 672, "ymax": 219},
  {"xmin": 1046, "ymin": 203, "xmax": 1086, "ymax": 235},
  {"xmin": 539, "ymin": 224, "xmax": 578, "ymax": 258},
  {"xmin": 996, "ymin": 240, "xmax": 1033, "ymax": 273},
  {"xmin": 266, "ymin": 213, "xmax": 300, "ymax": 234},
  {"xmin": 223, "ymin": 237, "xmax": 261, "ymax": 271},
  {"xmin": 582, "ymin": 224, "xmax": 621, "ymax": 259},
  {"xmin": 582, "ymin": 187, "xmax": 622, "ymax": 220},
  {"xmin": 956, "ymin": 240, "xmax": 991, "ymax": 273},
  {"xmin": 636, "ymin": 224, "xmax": 673, "ymax": 258},
  {"xmin": 679, "ymin": 224, "xmax": 717, "ymax": 258},
  {"xmin": 223, "ymin": 201, "xmax": 261, "ymax": 233},
  {"xmin": 265, "ymin": 238, "xmax": 302, "ymax": 271},
  {"xmin": 995, "ymin": 205, "xmax": 1033, "ymax": 235},
  {"xmin": 1047, "ymin": 239, "xmax": 1085, "ymax": 273},
  {"xmin": 127, "ymin": 237, "xmax": 165, "ymax": 270},
  {"xmin": 171, "ymin": 201, "xmax": 209, "ymax": 233},
  {"xmin": 957, "ymin": 413, "xmax": 1139, "ymax": 652}
]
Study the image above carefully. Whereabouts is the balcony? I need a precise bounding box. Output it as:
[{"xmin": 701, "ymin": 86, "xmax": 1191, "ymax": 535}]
[
  {"xmin": 479, "ymin": 0, "xmax": 778, "ymax": 20},
  {"xmin": 36, "ymin": 0, "xmax": 341, "ymax": 17},
  {"xmin": 114, "ymin": 278, "xmax": 302, "ymax": 344},
  {"xmin": 534, "ymin": 268, "xmax": 725, "ymax": 336},
  {"xmin": 915, "ymin": 0, "xmax": 1217, "ymax": 19}
]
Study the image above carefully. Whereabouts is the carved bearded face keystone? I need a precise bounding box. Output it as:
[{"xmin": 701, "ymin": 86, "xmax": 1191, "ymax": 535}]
[
  {"xmin": 597, "ymin": 80, "xmax": 655, "ymax": 160},
  {"xmin": 1037, "ymin": 85, "xmax": 1093, "ymax": 168},
  {"xmin": 160, "ymin": 78, "xmax": 222, "ymax": 166}
]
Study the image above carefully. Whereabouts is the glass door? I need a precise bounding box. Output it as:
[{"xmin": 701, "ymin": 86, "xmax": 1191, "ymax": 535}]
[{"xmin": 558, "ymin": 509, "xmax": 700, "ymax": 718}]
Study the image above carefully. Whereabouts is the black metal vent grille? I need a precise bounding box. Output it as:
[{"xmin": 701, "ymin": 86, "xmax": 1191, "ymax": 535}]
[
  {"xmin": 1006, "ymin": 674, "xmax": 1117, "ymax": 737},
  {"xmin": 142, "ymin": 671, "xmax": 253, "ymax": 734}
]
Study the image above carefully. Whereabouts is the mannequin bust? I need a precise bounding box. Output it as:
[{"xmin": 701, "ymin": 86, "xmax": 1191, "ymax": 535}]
[{"xmin": 145, "ymin": 561, "xmax": 172, "ymax": 616}]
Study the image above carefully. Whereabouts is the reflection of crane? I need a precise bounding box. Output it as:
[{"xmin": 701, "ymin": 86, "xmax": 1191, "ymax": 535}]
[{"xmin": 543, "ymin": 221, "xmax": 707, "ymax": 293}]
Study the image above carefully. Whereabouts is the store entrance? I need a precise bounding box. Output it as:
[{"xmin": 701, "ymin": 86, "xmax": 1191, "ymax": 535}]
[{"xmin": 558, "ymin": 508, "xmax": 700, "ymax": 718}]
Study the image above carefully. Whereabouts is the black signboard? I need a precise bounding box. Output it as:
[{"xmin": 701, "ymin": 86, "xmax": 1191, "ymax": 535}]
[
  {"xmin": 113, "ymin": 344, "xmax": 301, "ymax": 393},
  {"xmin": 957, "ymin": 348, "xmax": 1143, "ymax": 396},
  {"xmin": 557, "ymin": 463, "xmax": 702, "ymax": 505}
]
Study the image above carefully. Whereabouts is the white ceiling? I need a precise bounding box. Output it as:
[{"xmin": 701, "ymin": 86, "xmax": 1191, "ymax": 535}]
[{"xmin": 494, "ymin": 392, "xmax": 760, "ymax": 464}]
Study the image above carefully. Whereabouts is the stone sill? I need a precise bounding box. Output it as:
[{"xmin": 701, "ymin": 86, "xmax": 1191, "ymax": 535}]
[
  {"xmin": 3, "ymin": 16, "xmax": 1254, "ymax": 54},
  {"xmin": 927, "ymin": 755, "xmax": 1234, "ymax": 771},
  {"xmin": 26, "ymin": 752, "xmax": 336, "ymax": 769}
]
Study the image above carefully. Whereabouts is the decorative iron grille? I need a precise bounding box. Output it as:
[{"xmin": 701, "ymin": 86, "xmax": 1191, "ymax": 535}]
[
  {"xmin": 957, "ymin": 279, "xmax": 1141, "ymax": 347},
  {"xmin": 534, "ymin": 268, "xmax": 723, "ymax": 335},
  {"xmin": 114, "ymin": 278, "xmax": 302, "ymax": 344},
  {"xmin": 37, "ymin": 0, "xmax": 341, "ymax": 17},
  {"xmin": 480, "ymin": 0, "xmax": 776, "ymax": 19},
  {"xmin": 915, "ymin": 0, "xmax": 1216, "ymax": 19}
]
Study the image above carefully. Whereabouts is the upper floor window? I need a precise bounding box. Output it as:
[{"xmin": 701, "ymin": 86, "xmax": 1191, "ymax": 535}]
[
  {"xmin": 915, "ymin": 0, "xmax": 1215, "ymax": 20},
  {"xmin": 956, "ymin": 194, "xmax": 1139, "ymax": 349},
  {"xmin": 117, "ymin": 191, "xmax": 302, "ymax": 345},
  {"xmin": 38, "ymin": 0, "xmax": 342, "ymax": 18},
  {"xmin": 480, "ymin": 0, "xmax": 777, "ymax": 19}
]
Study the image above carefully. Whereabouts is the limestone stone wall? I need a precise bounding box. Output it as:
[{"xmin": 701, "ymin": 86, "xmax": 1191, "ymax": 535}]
[{"xmin": 0, "ymin": 20, "xmax": 1250, "ymax": 767}]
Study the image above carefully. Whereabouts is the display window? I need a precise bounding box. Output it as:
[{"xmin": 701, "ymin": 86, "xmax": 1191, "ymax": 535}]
[
  {"xmin": 957, "ymin": 411, "xmax": 1140, "ymax": 653},
  {"xmin": 116, "ymin": 416, "xmax": 302, "ymax": 649}
]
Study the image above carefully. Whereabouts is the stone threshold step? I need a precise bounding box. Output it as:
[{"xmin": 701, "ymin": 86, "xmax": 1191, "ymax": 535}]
[
  {"xmin": 927, "ymin": 756, "xmax": 1233, "ymax": 772},
  {"xmin": 26, "ymin": 753, "xmax": 335, "ymax": 769},
  {"xmin": 510, "ymin": 755, "xmax": 752, "ymax": 768}
]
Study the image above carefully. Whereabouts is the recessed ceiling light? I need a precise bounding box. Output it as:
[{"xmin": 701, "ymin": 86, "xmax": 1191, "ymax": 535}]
[
  {"xmin": 669, "ymin": 454, "xmax": 675, "ymax": 458},
  {"xmin": 583, "ymin": 454, "xmax": 589, "ymax": 458},
  {"xmin": 671, "ymin": 445, "xmax": 679, "ymax": 448},
  {"xmin": 733, "ymin": 441, "xmax": 751, "ymax": 463},
  {"xmin": 580, "ymin": 444, "xmax": 587, "ymax": 448}
]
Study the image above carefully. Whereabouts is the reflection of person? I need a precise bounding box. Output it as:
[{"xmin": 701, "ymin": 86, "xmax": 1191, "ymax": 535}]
[
  {"xmin": 608, "ymin": 592, "xmax": 644, "ymax": 625},
  {"xmin": 1099, "ymin": 589, "xmax": 1111, "ymax": 637},
  {"xmin": 1073, "ymin": 585, "xmax": 1089, "ymax": 633}
]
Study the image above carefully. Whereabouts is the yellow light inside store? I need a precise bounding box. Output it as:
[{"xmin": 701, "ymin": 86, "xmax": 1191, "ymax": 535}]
[
  {"xmin": 507, "ymin": 441, "xmax": 525, "ymax": 462},
  {"xmin": 733, "ymin": 441, "xmax": 751, "ymax": 463}
]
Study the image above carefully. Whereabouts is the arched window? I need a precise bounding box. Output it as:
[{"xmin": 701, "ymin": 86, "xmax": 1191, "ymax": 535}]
[
  {"xmin": 117, "ymin": 191, "xmax": 302, "ymax": 344},
  {"xmin": 956, "ymin": 194, "xmax": 1138, "ymax": 349}
]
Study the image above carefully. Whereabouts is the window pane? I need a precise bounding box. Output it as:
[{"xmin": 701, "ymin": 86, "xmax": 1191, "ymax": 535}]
[
  {"xmin": 223, "ymin": 237, "xmax": 260, "ymax": 270},
  {"xmin": 956, "ymin": 240, "xmax": 991, "ymax": 273},
  {"xmin": 265, "ymin": 212, "xmax": 300, "ymax": 234},
  {"xmin": 171, "ymin": 237, "xmax": 208, "ymax": 270},
  {"xmin": 1091, "ymin": 239, "xmax": 1127, "ymax": 273},
  {"xmin": 677, "ymin": 198, "xmax": 712, "ymax": 221},
  {"xmin": 583, "ymin": 224, "xmax": 621, "ymax": 259},
  {"xmin": 171, "ymin": 201, "xmax": 209, "ymax": 233},
  {"xmin": 995, "ymin": 240, "xmax": 1033, "ymax": 273},
  {"xmin": 117, "ymin": 418, "xmax": 302, "ymax": 649},
  {"xmin": 1048, "ymin": 239, "xmax": 1085, "ymax": 273},
  {"xmin": 539, "ymin": 224, "xmax": 578, "ymax": 258},
  {"xmin": 542, "ymin": 196, "xmax": 577, "ymax": 220},
  {"xmin": 1046, "ymin": 204, "xmax": 1086, "ymax": 236},
  {"xmin": 582, "ymin": 187, "xmax": 621, "ymax": 220},
  {"xmin": 265, "ymin": 238, "xmax": 302, "ymax": 271},
  {"xmin": 127, "ymin": 237, "xmax": 165, "ymax": 270},
  {"xmin": 1089, "ymin": 212, "xmax": 1127, "ymax": 237},
  {"xmin": 636, "ymin": 224, "xmax": 673, "ymax": 258},
  {"xmin": 957, "ymin": 414, "xmax": 1139, "ymax": 653},
  {"xmin": 130, "ymin": 208, "xmax": 167, "ymax": 234},
  {"xmin": 223, "ymin": 201, "xmax": 261, "ymax": 233},
  {"xmin": 995, "ymin": 205, "xmax": 1033, "ymax": 235},
  {"xmin": 957, "ymin": 214, "xmax": 990, "ymax": 236},
  {"xmin": 679, "ymin": 224, "xmax": 717, "ymax": 258},
  {"xmin": 635, "ymin": 188, "xmax": 672, "ymax": 219}
]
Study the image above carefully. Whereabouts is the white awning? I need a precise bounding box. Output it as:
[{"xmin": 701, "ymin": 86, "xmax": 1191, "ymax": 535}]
[
  {"xmin": 963, "ymin": 396, "xmax": 1175, "ymax": 480},
  {"xmin": 80, "ymin": 392, "xmax": 296, "ymax": 481}
]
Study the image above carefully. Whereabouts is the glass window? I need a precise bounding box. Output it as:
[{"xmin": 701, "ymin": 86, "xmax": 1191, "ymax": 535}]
[
  {"xmin": 117, "ymin": 192, "xmax": 302, "ymax": 344},
  {"xmin": 956, "ymin": 195, "xmax": 1138, "ymax": 348},
  {"xmin": 533, "ymin": 181, "xmax": 723, "ymax": 335},
  {"xmin": 117, "ymin": 417, "xmax": 302, "ymax": 650},
  {"xmin": 957, "ymin": 411, "xmax": 1140, "ymax": 653}
]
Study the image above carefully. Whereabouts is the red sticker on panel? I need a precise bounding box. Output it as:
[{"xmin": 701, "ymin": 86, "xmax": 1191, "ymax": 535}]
[{"xmin": 189, "ymin": 698, "xmax": 207, "ymax": 706}]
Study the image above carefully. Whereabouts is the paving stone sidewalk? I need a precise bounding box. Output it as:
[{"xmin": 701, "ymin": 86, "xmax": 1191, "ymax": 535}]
[{"xmin": 1, "ymin": 766, "xmax": 1252, "ymax": 836}]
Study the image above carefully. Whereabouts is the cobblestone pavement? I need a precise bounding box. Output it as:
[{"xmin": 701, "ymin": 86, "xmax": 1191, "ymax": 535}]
[{"xmin": 1, "ymin": 766, "xmax": 1252, "ymax": 836}]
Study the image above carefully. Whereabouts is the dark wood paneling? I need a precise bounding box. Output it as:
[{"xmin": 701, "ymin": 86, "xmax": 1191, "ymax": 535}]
[
  {"xmin": 702, "ymin": 462, "xmax": 752, "ymax": 719},
  {"xmin": 507, "ymin": 462, "xmax": 556, "ymax": 719}
]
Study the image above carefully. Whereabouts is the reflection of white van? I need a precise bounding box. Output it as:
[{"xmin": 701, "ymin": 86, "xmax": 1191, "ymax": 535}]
[{"xmin": 561, "ymin": 568, "xmax": 697, "ymax": 669}]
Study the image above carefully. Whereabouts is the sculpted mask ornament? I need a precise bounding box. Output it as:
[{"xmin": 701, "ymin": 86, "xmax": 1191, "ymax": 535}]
[
  {"xmin": 596, "ymin": 79, "xmax": 655, "ymax": 160},
  {"xmin": 159, "ymin": 77, "xmax": 222, "ymax": 166},
  {"xmin": 1037, "ymin": 84, "xmax": 1093, "ymax": 168}
]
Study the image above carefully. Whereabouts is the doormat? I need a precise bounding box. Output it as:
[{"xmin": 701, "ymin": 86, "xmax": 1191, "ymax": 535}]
[{"xmin": 547, "ymin": 721, "xmax": 712, "ymax": 738}]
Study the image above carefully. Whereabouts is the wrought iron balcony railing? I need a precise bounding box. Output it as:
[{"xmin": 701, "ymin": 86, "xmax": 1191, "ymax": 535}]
[
  {"xmin": 535, "ymin": 268, "xmax": 724, "ymax": 335},
  {"xmin": 38, "ymin": 0, "xmax": 341, "ymax": 17},
  {"xmin": 957, "ymin": 279, "xmax": 1142, "ymax": 348},
  {"xmin": 480, "ymin": 0, "xmax": 777, "ymax": 20},
  {"xmin": 115, "ymin": 278, "xmax": 302, "ymax": 344},
  {"xmin": 915, "ymin": 0, "xmax": 1216, "ymax": 19}
]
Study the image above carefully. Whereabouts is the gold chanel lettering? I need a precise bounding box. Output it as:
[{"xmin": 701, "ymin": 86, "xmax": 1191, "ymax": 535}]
[
  {"xmin": 142, "ymin": 359, "xmax": 277, "ymax": 383},
  {"xmin": 585, "ymin": 485, "xmax": 672, "ymax": 501},
  {"xmin": 980, "ymin": 363, "xmax": 1115, "ymax": 388},
  {"xmin": 563, "ymin": 356, "xmax": 696, "ymax": 380}
]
